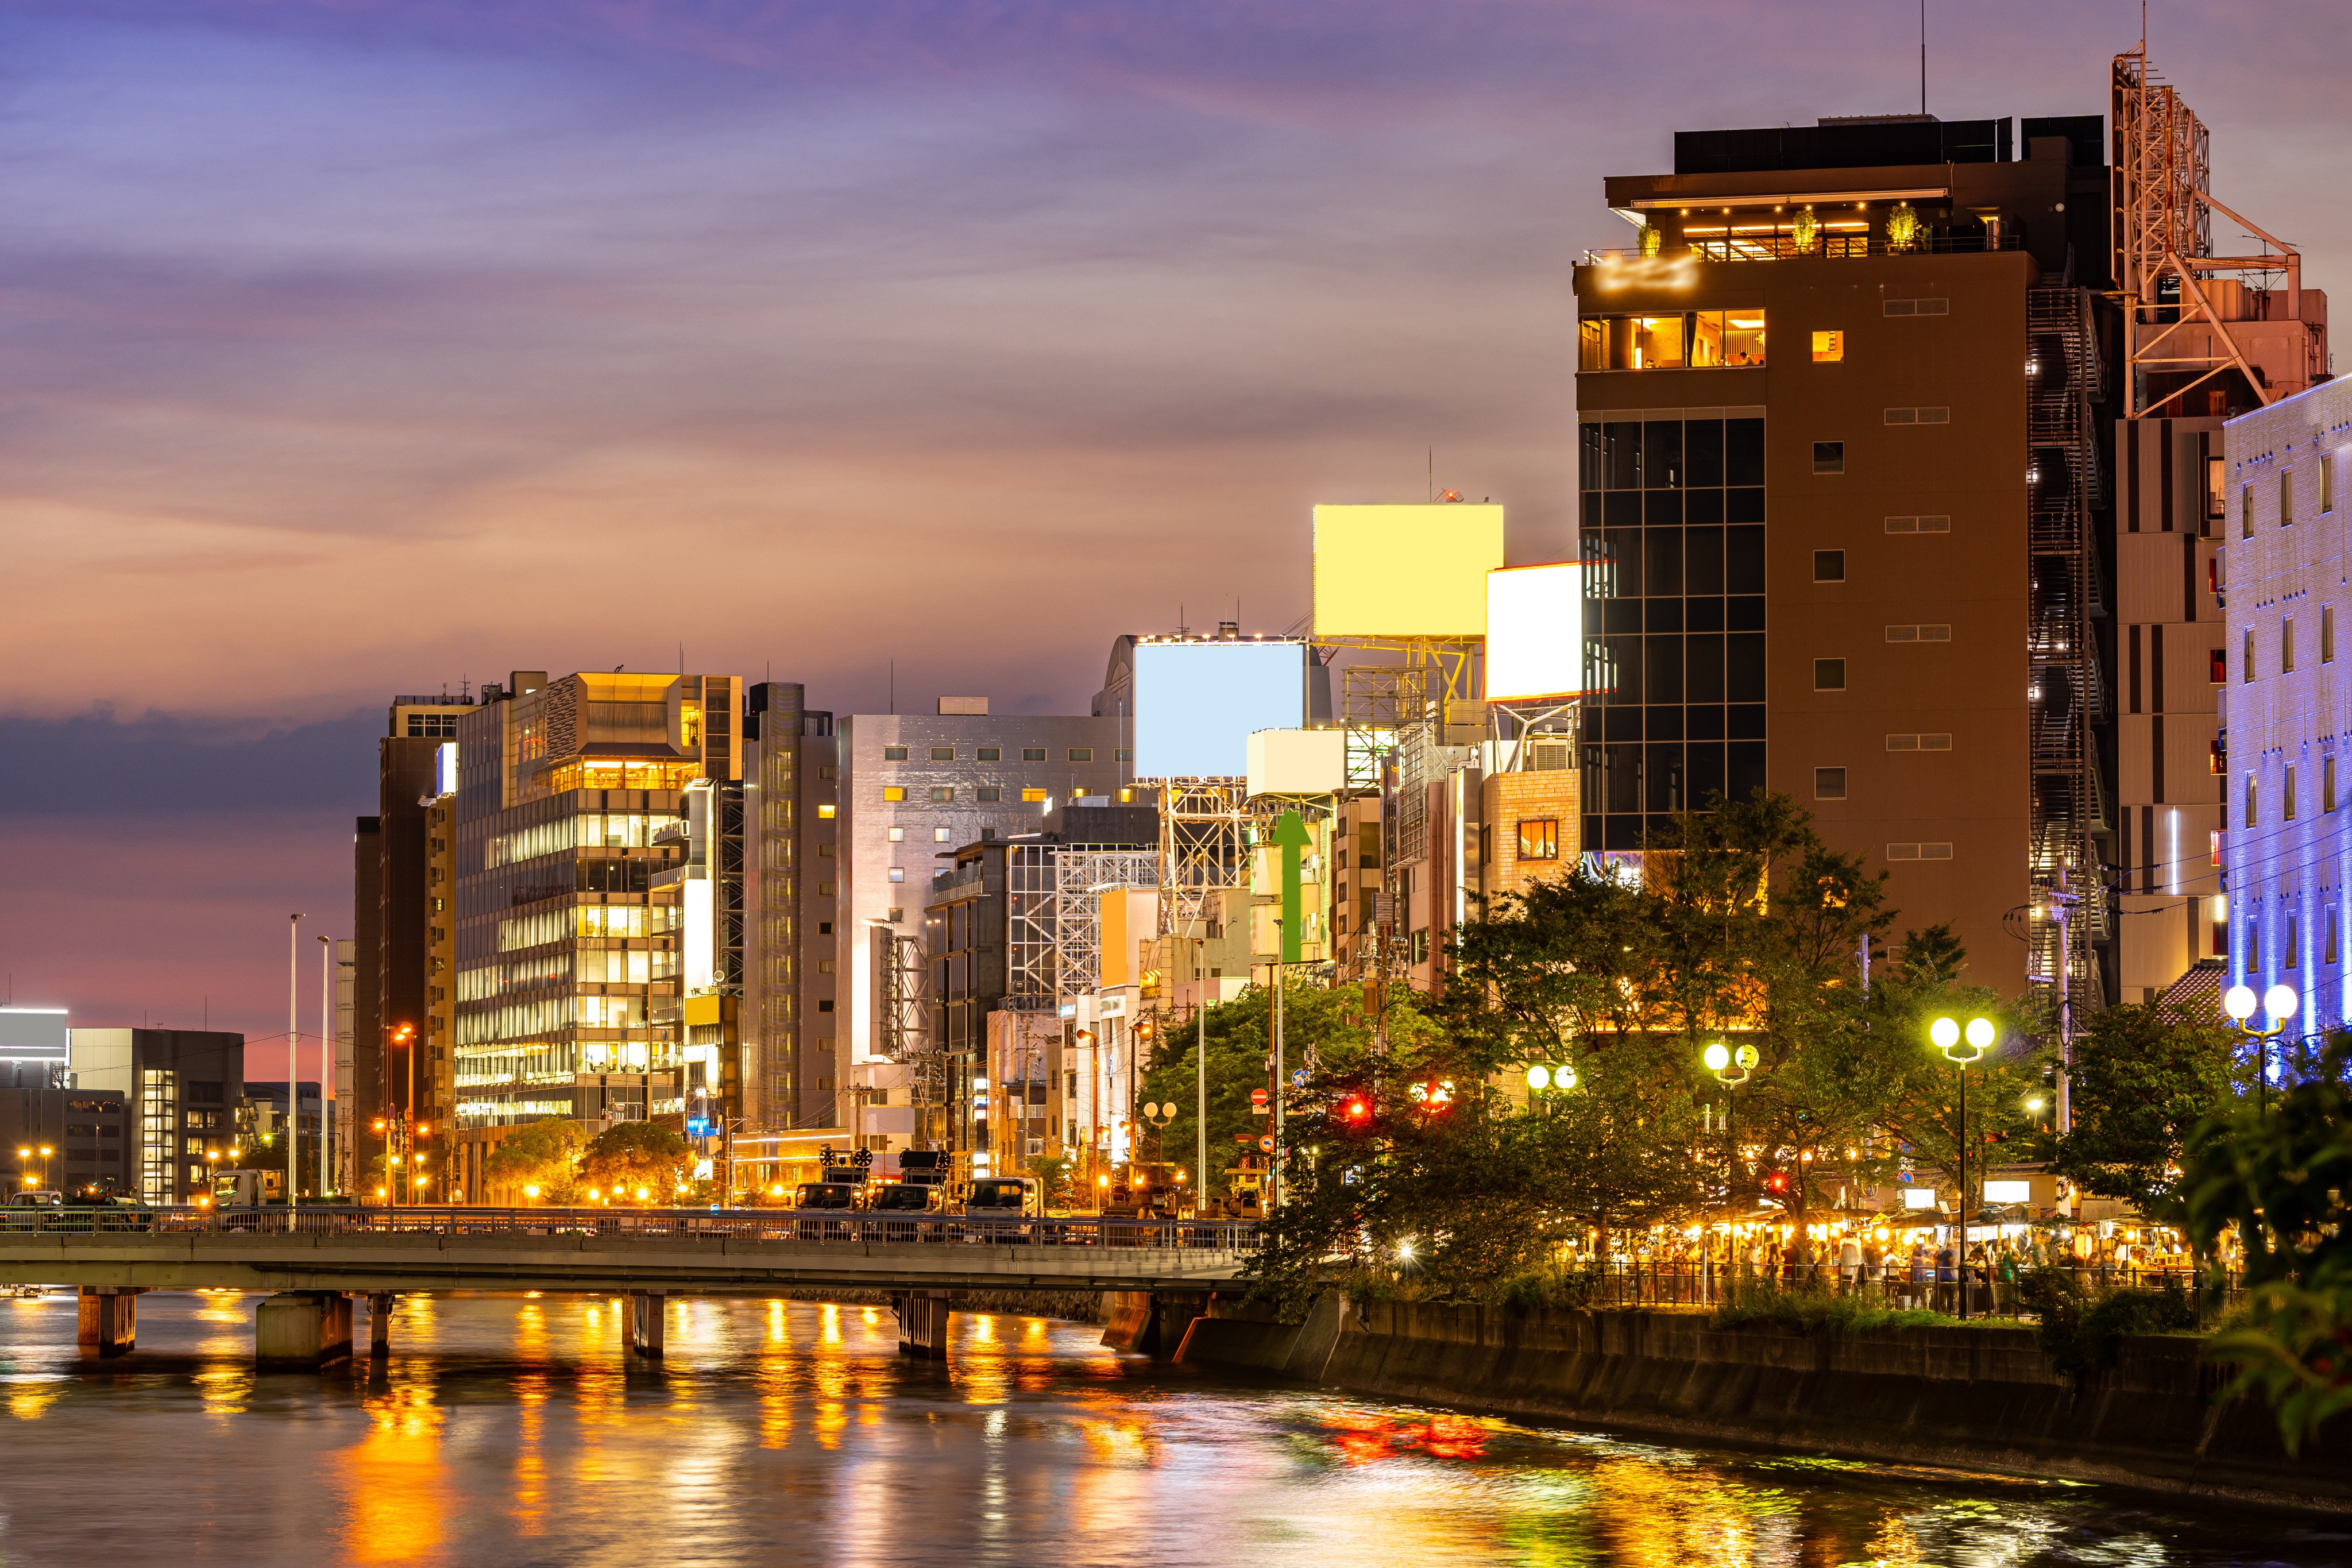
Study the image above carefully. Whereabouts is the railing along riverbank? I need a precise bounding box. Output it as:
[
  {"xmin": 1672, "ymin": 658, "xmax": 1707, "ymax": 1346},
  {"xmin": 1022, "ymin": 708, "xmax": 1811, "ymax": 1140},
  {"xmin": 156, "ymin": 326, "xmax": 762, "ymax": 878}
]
[
  {"xmin": 1570, "ymin": 1259, "xmax": 2238, "ymax": 1315},
  {"xmin": 0, "ymin": 1204, "xmax": 1260, "ymax": 1253}
]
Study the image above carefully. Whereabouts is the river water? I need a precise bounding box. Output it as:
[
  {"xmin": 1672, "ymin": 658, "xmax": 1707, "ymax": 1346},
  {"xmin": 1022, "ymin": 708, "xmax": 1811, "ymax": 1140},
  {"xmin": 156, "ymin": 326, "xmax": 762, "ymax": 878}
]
[{"xmin": 0, "ymin": 1291, "xmax": 2343, "ymax": 1567}]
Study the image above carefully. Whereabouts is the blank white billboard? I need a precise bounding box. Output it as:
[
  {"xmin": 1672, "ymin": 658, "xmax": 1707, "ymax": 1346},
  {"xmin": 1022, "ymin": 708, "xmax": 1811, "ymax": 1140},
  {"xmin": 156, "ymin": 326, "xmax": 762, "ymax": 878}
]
[
  {"xmin": 0, "ymin": 1008, "xmax": 69, "ymax": 1062},
  {"xmin": 1134, "ymin": 641, "xmax": 1309, "ymax": 779},
  {"xmin": 1246, "ymin": 728, "xmax": 1345, "ymax": 797},
  {"xmin": 1485, "ymin": 563, "xmax": 1585, "ymax": 702}
]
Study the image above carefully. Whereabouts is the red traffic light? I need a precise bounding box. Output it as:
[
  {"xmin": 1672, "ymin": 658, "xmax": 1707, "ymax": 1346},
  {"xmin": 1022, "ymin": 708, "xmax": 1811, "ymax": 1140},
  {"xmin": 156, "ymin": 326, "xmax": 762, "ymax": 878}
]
[
  {"xmin": 1339, "ymin": 1095, "xmax": 1370, "ymax": 1123},
  {"xmin": 1764, "ymin": 1171, "xmax": 1790, "ymax": 1194}
]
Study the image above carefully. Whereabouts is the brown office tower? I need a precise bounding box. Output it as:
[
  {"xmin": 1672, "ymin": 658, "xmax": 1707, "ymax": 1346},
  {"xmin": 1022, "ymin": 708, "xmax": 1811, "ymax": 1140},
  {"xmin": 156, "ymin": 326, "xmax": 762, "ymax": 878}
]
[{"xmin": 1575, "ymin": 111, "xmax": 2118, "ymax": 1001}]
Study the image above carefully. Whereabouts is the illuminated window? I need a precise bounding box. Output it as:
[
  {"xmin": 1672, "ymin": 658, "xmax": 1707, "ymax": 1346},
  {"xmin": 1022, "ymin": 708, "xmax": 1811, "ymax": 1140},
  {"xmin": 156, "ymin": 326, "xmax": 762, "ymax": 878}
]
[
  {"xmin": 883, "ymin": 746, "xmax": 908, "ymax": 761},
  {"xmin": 887, "ymin": 827, "xmax": 904, "ymax": 842},
  {"xmin": 930, "ymin": 746, "xmax": 955, "ymax": 761},
  {"xmin": 1813, "ymin": 767, "xmax": 1847, "ymax": 800},
  {"xmin": 1021, "ymin": 788, "xmax": 1048, "ymax": 803},
  {"xmin": 1813, "ymin": 441, "xmax": 1844, "ymax": 474},
  {"xmin": 2286, "ymin": 764, "xmax": 2299, "ymax": 821},
  {"xmin": 1814, "ymin": 658, "xmax": 1846, "ymax": 692},
  {"xmin": 1516, "ymin": 818, "xmax": 1559, "ymax": 860},
  {"xmin": 817, "ymin": 804, "xmax": 835, "ymax": 819},
  {"xmin": 934, "ymin": 827, "xmax": 951, "ymax": 842},
  {"xmin": 887, "ymin": 867, "xmax": 905, "ymax": 883},
  {"xmin": 1810, "ymin": 330, "xmax": 1844, "ymax": 362},
  {"xmin": 883, "ymin": 786, "xmax": 906, "ymax": 802},
  {"xmin": 1067, "ymin": 748, "xmax": 1093, "ymax": 762},
  {"xmin": 978, "ymin": 747, "xmax": 1001, "ymax": 762},
  {"xmin": 2246, "ymin": 773, "xmax": 2258, "ymax": 828}
]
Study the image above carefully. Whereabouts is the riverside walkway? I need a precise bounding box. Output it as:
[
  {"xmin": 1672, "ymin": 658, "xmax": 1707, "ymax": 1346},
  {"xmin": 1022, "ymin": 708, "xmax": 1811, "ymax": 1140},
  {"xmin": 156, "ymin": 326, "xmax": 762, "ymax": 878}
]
[{"xmin": 0, "ymin": 1206, "xmax": 1257, "ymax": 1363}]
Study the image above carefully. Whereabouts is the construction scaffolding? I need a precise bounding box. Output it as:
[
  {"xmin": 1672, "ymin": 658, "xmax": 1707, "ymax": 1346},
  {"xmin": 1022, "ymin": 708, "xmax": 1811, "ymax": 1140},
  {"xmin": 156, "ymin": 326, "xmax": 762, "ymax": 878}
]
[
  {"xmin": 1007, "ymin": 844, "xmax": 1059, "ymax": 1011},
  {"xmin": 1156, "ymin": 781, "xmax": 1253, "ymax": 943},
  {"xmin": 2112, "ymin": 45, "xmax": 2320, "ymax": 415},
  {"xmin": 875, "ymin": 925, "xmax": 946, "ymax": 1146},
  {"xmin": 2027, "ymin": 284, "xmax": 2111, "ymax": 1007},
  {"xmin": 1054, "ymin": 850, "xmax": 1160, "ymax": 998}
]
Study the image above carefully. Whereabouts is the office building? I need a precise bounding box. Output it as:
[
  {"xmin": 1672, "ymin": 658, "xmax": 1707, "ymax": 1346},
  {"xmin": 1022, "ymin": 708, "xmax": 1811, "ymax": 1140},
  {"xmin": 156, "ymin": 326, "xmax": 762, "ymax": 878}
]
[
  {"xmin": 67, "ymin": 1028, "xmax": 244, "ymax": 1204},
  {"xmin": 835, "ymin": 698, "xmax": 1125, "ymax": 1150},
  {"xmin": 0, "ymin": 1007, "xmax": 130, "ymax": 1199},
  {"xmin": 444, "ymin": 670, "xmax": 740, "ymax": 1198},
  {"xmin": 740, "ymin": 683, "xmax": 841, "ymax": 1136},
  {"xmin": 2220, "ymin": 375, "xmax": 2352, "ymax": 1029},
  {"xmin": 333, "ymin": 937, "xmax": 356, "ymax": 1194}
]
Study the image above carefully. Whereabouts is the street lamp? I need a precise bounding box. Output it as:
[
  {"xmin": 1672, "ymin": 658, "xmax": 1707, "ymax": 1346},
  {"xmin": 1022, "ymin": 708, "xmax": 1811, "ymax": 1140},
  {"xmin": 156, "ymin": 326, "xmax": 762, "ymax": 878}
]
[
  {"xmin": 1701, "ymin": 1041, "xmax": 1757, "ymax": 1299},
  {"xmin": 1929, "ymin": 1015, "xmax": 1996, "ymax": 1320},
  {"xmin": 2222, "ymin": 983, "xmax": 2297, "ymax": 1113}
]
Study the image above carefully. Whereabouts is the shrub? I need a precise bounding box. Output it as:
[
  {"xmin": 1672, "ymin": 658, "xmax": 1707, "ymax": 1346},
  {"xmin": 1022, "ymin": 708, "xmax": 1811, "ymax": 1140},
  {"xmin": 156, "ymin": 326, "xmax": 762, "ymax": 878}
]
[
  {"xmin": 1710, "ymin": 1277, "xmax": 1954, "ymax": 1335},
  {"xmin": 2022, "ymin": 1266, "xmax": 2198, "ymax": 1386}
]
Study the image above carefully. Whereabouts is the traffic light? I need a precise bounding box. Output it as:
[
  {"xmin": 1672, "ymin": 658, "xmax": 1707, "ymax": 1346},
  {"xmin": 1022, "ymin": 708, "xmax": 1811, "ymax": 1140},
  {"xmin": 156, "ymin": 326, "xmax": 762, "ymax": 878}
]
[
  {"xmin": 1337, "ymin": 1092, "xmax": 1372, "ymax": 1129},
  {"xmin": 1763, "ymin": 1169, "xmax": 1790, "ymax": 1198}
]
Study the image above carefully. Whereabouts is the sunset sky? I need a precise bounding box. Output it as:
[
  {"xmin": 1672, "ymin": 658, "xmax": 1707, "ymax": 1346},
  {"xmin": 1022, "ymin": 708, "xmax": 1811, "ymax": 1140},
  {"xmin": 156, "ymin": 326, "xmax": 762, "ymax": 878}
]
[{"xmin": 3, "ymin": 0, "xmax": 2343, "ymax": 1071}]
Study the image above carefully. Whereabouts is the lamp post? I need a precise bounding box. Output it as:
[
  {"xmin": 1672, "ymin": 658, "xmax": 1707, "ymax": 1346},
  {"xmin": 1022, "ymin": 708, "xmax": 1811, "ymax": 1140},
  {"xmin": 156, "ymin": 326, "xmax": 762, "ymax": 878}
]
[
  {"xmin": 1929, "ymin": 1015, "xmax": 1996, "ymax": 1320},
  {"xmin": 316, "ymin": 933, "xmax": 333, "ymax": 1199},
  {"xmin": 2221, "ymin": 984, "xmax": 2298, "ymax": 1114},
  {"xmin": 1701, "ymin": 1041, "xmax": 1756, "ymax": 1301},
  {"xmin": 288, "ymin": 912, "xmax": 303, "ymax": 1215}
]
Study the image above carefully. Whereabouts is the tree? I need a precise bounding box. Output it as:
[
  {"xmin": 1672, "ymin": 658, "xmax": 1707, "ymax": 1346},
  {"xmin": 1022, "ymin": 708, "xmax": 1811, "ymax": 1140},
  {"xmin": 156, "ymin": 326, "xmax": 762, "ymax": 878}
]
[
  {"xmin": 580, "ymin": 1121, "xmax": 693, "ymax": 1203},
  {"xmin": 1860, "ymin": 925, "xmax": 2040, "ymax": 1208},
  {"xmin": 2050, "ymin": 1001, "xmax": 2245, "ymax": 1223},
  {"xmin": 484, "ymin": 1117, "xmax": 588, "ymax": 1203},
  {"xmin": 2183, "ymin": 1038, "xmax": 2352, "ymax": 1453}
]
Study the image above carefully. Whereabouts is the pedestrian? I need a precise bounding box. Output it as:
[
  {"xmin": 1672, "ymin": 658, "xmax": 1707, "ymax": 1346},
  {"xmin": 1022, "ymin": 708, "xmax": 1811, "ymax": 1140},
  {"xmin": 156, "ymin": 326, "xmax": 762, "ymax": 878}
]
[
  {"xmin": 1839, "ymin": 1232, "xmax": 1863, "ymax": 1293},
  {"xmin": 1936, "ymin": 1237, "xmax": 1958, "ymax": 1314},
  {"xmin": 1863, "ymin": 1238, "xmax": 1885, "ymax": 1299},
  {"xmin": 1907, "ymin": 1240, "xmax": 1930, "ymax": 1310}
]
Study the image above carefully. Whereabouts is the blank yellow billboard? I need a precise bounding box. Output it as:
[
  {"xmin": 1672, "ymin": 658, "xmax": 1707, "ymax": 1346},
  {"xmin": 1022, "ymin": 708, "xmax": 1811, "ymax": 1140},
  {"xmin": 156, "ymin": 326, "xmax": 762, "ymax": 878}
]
[
  {"xmin": 1313, "ymin": 503, "xmax": 1504, "ymax": 638},
  {"xmin": 1484, "ymin": 562, "xmax": 1585, "ymax": 701}
]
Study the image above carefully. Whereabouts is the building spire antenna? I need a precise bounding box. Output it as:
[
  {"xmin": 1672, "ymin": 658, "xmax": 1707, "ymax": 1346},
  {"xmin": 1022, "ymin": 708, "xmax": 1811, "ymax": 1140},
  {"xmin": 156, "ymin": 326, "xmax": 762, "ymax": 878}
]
[{"xmin": 1919, "ymin": 0, "xmax": 1927, "ymax": 117}]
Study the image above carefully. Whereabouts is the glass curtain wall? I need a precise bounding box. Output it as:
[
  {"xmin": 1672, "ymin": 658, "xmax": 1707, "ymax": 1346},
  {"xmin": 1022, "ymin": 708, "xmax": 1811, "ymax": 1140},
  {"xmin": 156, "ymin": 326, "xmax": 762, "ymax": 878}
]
[{"xmin": 1578, "ymin": 413, "xmax": 1768, "ymax": 852}]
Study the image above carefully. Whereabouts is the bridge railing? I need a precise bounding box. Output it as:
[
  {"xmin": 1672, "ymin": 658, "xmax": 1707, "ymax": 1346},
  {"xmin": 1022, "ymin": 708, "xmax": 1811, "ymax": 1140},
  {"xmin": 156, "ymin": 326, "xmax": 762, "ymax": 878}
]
[{"xmin": 0, "ymin": 1205, "xmax": 1260, "ymax": 1254}]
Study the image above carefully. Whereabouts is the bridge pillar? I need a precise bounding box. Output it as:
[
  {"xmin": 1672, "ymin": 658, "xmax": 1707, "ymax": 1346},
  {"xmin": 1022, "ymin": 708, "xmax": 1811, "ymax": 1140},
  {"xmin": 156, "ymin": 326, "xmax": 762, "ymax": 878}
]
[
  {"xmin": 76, "ymin": 1287, "xmax": 140, "ymax": 1356},
  {"xmin": 256, "ymin": 1292, "xmax": 354, "ymax": 1368},
  {"xmin": 368, "ymin": 1293, "xmax": 394, "ymax": 1357},
  {"xmin": 894, "ymin": 1290, "xmax": 949, "ymax": 1360},
  {"xmin": 1100, "ymin": 1291, "xmax": 1211, "ymax": 1357},
  {"xmin": 628, "ymin": 1291, "xmax": 666, "ymax": 1358}
]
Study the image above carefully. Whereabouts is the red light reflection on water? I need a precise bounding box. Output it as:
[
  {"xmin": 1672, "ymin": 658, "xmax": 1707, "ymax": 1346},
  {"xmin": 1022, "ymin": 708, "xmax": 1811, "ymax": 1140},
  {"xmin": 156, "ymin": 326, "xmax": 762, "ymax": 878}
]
[{"xmin": 1319, "ymin": 1408, "xmax": 1489, "ymax": 1464}]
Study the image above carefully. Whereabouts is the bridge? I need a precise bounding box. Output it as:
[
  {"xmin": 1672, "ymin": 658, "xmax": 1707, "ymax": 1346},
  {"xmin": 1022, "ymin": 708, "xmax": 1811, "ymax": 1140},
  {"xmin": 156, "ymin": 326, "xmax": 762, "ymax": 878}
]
[{"xmin": 0, "ymin": 1206, "xmax": 1258, "ymax": 1365}]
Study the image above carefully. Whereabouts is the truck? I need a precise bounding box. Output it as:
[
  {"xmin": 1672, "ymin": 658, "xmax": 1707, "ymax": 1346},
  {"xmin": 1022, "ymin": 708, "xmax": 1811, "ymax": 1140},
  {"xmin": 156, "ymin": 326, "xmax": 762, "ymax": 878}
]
[{"xmin": 1101, "ymin": 1162, "xmax": 1186, "ymax": 1222}]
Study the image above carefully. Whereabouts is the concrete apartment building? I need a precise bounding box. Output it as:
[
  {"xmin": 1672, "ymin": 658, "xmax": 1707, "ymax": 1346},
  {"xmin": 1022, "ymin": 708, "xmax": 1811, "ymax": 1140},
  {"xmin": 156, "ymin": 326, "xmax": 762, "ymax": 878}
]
[
  {"xmin": 2222, "ymin": 376, "xmax": 2352, "ymax": 1031},
  {"xmin": 835, "ymin": 700, "xmax": 1125, "ymax": 1152}
]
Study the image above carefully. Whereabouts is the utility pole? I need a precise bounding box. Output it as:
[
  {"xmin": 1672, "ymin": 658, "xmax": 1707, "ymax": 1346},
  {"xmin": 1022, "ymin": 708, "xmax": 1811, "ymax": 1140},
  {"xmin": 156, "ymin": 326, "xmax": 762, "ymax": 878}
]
[
  {"xmin": 287, "ymin": 913, "xmax": 303, "ymax": 1215},
  {"xmin": 1270, "ymin": 940, "xmax": 1284, "ymax": 1212},
  {"xmin": 1195, "ymin": 925, "xmax": 1208, "ymax": 1209}
]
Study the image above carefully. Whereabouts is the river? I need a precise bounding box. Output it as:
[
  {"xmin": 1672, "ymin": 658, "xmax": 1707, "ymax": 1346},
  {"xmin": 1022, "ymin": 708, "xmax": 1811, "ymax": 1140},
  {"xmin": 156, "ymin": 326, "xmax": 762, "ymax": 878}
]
[{"xmin": 0, "ymin": 1290, "xmax": 2343, "ymax": 1566}]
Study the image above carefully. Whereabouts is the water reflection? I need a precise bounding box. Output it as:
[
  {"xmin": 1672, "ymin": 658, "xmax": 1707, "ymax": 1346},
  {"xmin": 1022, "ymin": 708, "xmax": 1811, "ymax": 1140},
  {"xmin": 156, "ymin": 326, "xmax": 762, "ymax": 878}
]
[{"xmin": 0, "ymin": 1291, "xmax": 2336, "ymax": 1566}]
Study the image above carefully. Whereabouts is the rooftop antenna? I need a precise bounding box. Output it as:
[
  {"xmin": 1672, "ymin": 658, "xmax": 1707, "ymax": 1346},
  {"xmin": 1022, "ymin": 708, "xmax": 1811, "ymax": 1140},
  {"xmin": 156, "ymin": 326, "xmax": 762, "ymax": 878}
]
[
  {"xmin": 1427, "ymin": 446, "xmax": 1434, "ymax": 501},
  {"xmin": 890, "ymin": 659, "xmax": 896, "ymax": 715},
  {"xmin": 1919, "ymin": 0, "xmax": 1926, "ymax": 117}
]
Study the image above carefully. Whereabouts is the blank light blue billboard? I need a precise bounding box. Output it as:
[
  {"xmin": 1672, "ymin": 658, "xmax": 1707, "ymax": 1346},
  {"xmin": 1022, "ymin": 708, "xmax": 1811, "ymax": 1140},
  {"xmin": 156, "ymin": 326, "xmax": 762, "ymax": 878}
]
[{"xmin": 1133, "ymin": 641, "xmax": 1309, "ymax": 779}]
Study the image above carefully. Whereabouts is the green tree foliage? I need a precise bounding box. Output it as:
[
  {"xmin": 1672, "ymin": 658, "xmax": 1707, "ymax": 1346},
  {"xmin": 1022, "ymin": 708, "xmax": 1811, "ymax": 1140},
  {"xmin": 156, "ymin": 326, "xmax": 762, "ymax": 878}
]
[
  {"xmin": 484, "ymin": 1117, "xmax": 589, "ymax": 1203},
  {"xmin": 1860, "ymin": 926, "xmax": 2040, "ymax": 1204},
  {"xmin": 2183, "ymin": 1038, "xmax": 2352, "ymax": 1453},
  {"xmin": 2050, "ymin": 1001, "xmax": 2245, "ymax": 1224},
  {"xmin": 580, "ymin": 1121, "xmax": 693, "ymax": 1202}
]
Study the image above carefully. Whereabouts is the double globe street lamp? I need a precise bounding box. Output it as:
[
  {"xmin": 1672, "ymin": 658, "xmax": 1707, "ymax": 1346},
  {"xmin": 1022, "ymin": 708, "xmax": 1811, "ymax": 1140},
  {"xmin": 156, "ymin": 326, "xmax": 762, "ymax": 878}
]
[
  {"xmin": 2222, "ymin": 983, "xmax": 2299, "ymax": 1113},
  {"xmin": 1930, "ymin": 1015, "xmax": 1996, "ymax": 1321},
  {"xmin": 1701, "ymin": 1041, "xmax": 1758, "ymax": 1301}
]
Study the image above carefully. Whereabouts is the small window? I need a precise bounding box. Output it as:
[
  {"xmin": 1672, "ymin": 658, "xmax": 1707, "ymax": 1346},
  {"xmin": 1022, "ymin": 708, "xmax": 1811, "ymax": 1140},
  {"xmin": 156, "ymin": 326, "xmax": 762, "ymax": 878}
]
[
  {"xmin": 2284, "ymin": 619, "xmax": 2297, "ymax": 674},
  {"xmin": 1885, "ymin": 843, "xmax": 1955, "ymax": 860},
  {"xmin": 2327, "ymin": 755, "xmax": 2339, "ymax": 814},
  {"xmin": 1021, "ymin": 787, "xmax": 1049, "ymax": 802},
  {"xmin": 2211, "ymin": 647, "xmax": 2227, "ymax": 683},
  {"xmin": 2246, "ymin": 918, "xmax": 2261, "ymax": 972},
  {"xmin": 883, "ymin": 746, "xmax": 909, "ymax": 761},
  {"xmin": 1813, "ymin": 658, "xmax": 1847, "ymax": 691},
  {"xmin": 1115, "ymin": 747, "xmax": 1134, "ymax": 762},
  {"xmin": 1813, "ymin": 550, "xmax": 1846, "ymax": 582},
  {"xmin": 930, "ymin": 746, "xmax": 955, "ymax": 762},
  {"xmin": 2282, "ymin": 470, "xmax": 2295, "ymax": 527},
  {"xmin": 2286, "ymin": 764, "xmax": 2299, "ymax": 821},
  {"xmin": 887, "ymin": 827, "xmax": 905, "ymax": 842},
  {"xmin": 883, "ymin": 786, "xmax": 907, "ymax": 802},
  {"xmin": 817, "ymin": 804, "xmax": 836, "ymax": 819},
  {"xmin": 1022, "ymin": 747, "xmax": 1046, "ymax": 762},
  {"xmin": 1516, "ymin": 818, "xmax": 1559, "ymax": 860},
  {"xmin": 1811, "ymin": 330, "xmax": 1844, "ymax": 362},
  {"xmin": 930, "ymin": 786, "xmax": 953, "ymax": 802},
  {"xmin": 1067, "ymin": 748, "xmax": 1094, "ymax": 762},
  {"xmin": 1884, "ymin": 515, "xmax": 1952, "ymax": 534},
  {"xmin": 2243, "ymin": 485, "xmax": 2255, "ymax": 538},
  {"xmin": 2288, "ymin": 912, "xmax": 2301, "ymax": 970},
  {"xmin": 1813, "ymin": 441, "xmax": 1845, "ymax": 474},
  {"xmin": 977, "ymin": 786, "xmax": 1001, "ymax": 803},
  {"xmin": 818, "ymin": 880, "xmax": 835, "ymax": 896},
  {"xmin": 2324, "ymin": 454, "xmax": 2336, "ymax": 515},
  {"xmin": 2326, "ymin": 607, "xmax": 2336, "ymax": 664},
  {"xmin": 887, "ymin": 867, "xmax": 905, "ymax": 883},
  {"xmin": 817, "ymin": 842, "xmax": 835, "ymax": 859},
  {"xmin": 885, "ymin": 909, "xmax": 903, "ymax": 923},
  {"xmin": 2246, "ymin": 773, "xmax": 2258, "ymax": 828},
  {"xmin": 1813, "ymin": 767, "xmax": 1848, "ymax": 801},
  {"xmin": 818, "ymin": 921, "xmax": 833, "ymax": 934},
  {"xmin": 2332, "ymin": 905, "xmax": 2342, "ymax": 966},
  {"xmin": 819, "ymin": 766, "xmax": 836, "ymax": 780},
  {"xmin": 977, "ymin": 746, "xmax": 1001, "ymax": 762},
  {"xmin": 934, "ymin": 827, "xmax": 952, "ymax": 842},
  {"xmin": 2244, "ymin": 627, "xmax": 2257, "ymax": 684}
]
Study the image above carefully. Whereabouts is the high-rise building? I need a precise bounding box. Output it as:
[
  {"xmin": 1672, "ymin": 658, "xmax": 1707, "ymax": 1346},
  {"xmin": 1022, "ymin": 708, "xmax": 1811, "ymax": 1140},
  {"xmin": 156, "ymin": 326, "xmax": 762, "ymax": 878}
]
[
  {"xmin": 1576, "ymin": 111, "xmax": 2121, "ymax": 999},
  {"xmin": 835, "ymin": 700, "xmax": 1125, "ymax": 1154},
  {"xmin": 445, "ymin": 670, "xmax": 740, "ymax": 1199},
  {"xmin": 2220, "ymin": 376, "xmax": 2352, "ymax": 1030},
  {"xmin": 739, "ymin": 683, "xmax": 841, "ymax": 1137}
]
